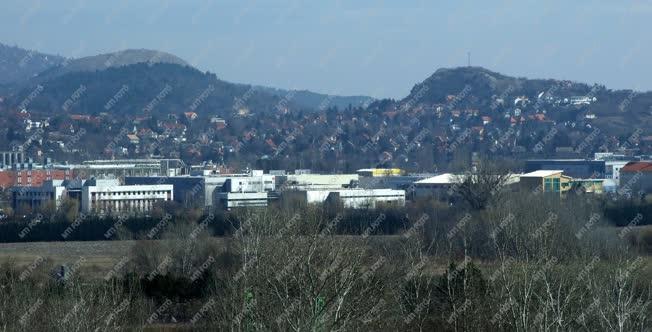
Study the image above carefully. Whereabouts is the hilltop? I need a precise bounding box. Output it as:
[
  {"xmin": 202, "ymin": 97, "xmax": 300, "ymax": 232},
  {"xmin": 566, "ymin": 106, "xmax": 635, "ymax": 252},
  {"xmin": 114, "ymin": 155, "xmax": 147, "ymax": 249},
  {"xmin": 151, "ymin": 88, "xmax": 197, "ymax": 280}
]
[
  {"xmin": 0, "ymin": 43, "xmax": 66, "ymax": 84},
  {"xmin": 31, "ymin": 49, "xmax": 190, "ymax": 83}
]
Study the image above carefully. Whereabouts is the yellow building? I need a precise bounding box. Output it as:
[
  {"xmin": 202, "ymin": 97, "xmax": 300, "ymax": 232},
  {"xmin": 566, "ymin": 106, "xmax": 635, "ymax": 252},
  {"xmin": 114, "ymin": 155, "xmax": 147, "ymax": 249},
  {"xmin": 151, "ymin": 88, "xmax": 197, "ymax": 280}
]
[
  {"xmin": 520, "ymin": 170, "xmax": 573, "ymax": 196},
  {"xmin": 356, "ymin": 168, "xmax": 405, "ymax": 177}
]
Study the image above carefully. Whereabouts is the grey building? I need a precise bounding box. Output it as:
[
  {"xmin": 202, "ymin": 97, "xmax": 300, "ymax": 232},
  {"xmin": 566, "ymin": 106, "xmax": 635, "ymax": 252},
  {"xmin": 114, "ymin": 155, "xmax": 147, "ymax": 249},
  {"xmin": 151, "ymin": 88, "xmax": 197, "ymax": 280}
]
[{"xmin": 525, "ymin": 159, "xmax": 605, "ymax": 178}]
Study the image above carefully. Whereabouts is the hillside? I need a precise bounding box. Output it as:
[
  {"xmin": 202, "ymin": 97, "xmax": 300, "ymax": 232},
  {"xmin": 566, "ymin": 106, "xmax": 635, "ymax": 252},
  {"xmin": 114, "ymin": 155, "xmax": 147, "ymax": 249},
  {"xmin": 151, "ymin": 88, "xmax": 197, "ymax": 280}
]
[
  {"xmin": 31, "ymin": 49, "xmax": 190, "ymax": 83},
  {"xmin": 255, "ymin": 86, "xmax": 374, "ymax": 110},
  {"xmin": 2, "ymin": 59, "xmax": 652, "ymax": 171},
  {"xmin": 0, "ymin": 43, "xmax": 66, "ymax": 84},
  {"xmin": 7, "ymin": 62, "xmax": 284, "ymax": 116},
  {"xmin": 398, "ymin": 66, "xmax": 652, "ymax": 137},
  {"xmin": 1, "ymin": 45, "xmax": 373, "ymax": 114}
]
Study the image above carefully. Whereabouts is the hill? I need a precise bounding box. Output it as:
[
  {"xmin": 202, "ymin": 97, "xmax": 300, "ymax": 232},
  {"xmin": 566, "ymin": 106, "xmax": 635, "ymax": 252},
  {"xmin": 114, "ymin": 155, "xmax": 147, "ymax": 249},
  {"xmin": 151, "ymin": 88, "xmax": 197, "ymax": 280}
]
[
  {"xmin": 255, "ymin": 86, "xmax": 374, "ymax": 110},
  {"xmin": 30, "ymin": 49, "xmax": 190, "ymax": 83},
  {"xmin": 398, "ymin": 66, "xmax": 652, "ymax": 137},
  {"xmin": 7, "ymin": 62, "xmax": 284, "ymax": 116},
  {"xmin": 0, "ymin": 43, "xmax": 66, "ymax": 84}
]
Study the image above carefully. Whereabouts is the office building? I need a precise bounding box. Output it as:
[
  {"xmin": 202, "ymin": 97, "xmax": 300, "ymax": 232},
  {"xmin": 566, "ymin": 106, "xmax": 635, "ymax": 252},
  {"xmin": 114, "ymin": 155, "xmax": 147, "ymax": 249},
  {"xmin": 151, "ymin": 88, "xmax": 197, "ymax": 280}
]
[
  {"xmin": 81, "ymin": 178, "xmax": 173, "ymax": 214},
  {"xmin": 11, "ymin": 180, "xmax": 67, "ymax": 211}
]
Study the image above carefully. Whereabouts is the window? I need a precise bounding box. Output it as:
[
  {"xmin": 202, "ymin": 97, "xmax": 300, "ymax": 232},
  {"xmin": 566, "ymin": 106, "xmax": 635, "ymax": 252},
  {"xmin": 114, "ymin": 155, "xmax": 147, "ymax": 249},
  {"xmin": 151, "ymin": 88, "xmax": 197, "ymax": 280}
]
[{"xmin": 552, "ymin": 178, "xmax": 560, "ymax": 192}]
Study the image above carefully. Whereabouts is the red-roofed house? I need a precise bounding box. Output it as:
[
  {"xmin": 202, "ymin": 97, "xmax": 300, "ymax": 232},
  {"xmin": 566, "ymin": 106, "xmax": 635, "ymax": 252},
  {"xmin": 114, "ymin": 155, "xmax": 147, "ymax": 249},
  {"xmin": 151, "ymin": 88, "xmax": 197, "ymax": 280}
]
[
  {"xmin": 184, "ymin": 112, "xmax": 198, "ymax": 120},
  {"xmin": 620, "ymin": 161, "xmax": 652, "ymax": 195}
]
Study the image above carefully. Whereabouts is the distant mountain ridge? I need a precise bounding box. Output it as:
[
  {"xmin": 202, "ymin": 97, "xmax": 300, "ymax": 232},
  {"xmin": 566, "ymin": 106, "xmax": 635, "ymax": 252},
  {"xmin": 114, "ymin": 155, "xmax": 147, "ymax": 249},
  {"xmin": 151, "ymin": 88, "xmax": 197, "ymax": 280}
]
[
  {"xmin": 0, "ymin": 43, "xmax": 66, "ymax": 84},
  {"xmin": 0, "ymin": 43, "xmax": 374, "ymax": 112},
  {"xmin": 7, "ymin": 62, "xmax": 284, "ymax": 117},
  {"xmin": 31, "ymin": 49, "xmax": 190, "ymax": 83},
  {"xmin": 255, "ymin": 86, "xmax": 374, "ymax": 110}
]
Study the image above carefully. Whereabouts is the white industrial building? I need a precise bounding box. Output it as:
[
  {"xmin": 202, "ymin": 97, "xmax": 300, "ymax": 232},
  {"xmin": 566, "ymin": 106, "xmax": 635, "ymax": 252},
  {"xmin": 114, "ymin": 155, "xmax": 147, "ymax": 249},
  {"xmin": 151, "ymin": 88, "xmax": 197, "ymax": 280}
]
[
  {"xmin": 605, "ymin": 160, "xmax": 630, "ymax": 185},
  {"xmin": 79, "ymin": 159, "xmax": 184, "ymax": 178},
  {"xmin": 126, "ymin": 170, "xmax": 275, "ymax": 209},
  {"xmin": 286, "ymin": 188, "xmax": 405, "ymax": 209},
  {"xmin": 413, "ymin": 173, "xmax": 458, "ymax": 198},
  {"xmin": 215, "ymin": 192, "xmax": 269, "ymax": 209},
  {"xmin": 280, "ymin": 173, "xmax": 358, "ymax": 190},
  {"xmin": 221, "ymin": 170, "xmax": 275, "ymax": 193},
  {"xmin": 81, "ymin": 178, "xmax": 173, "ymax": 214}
]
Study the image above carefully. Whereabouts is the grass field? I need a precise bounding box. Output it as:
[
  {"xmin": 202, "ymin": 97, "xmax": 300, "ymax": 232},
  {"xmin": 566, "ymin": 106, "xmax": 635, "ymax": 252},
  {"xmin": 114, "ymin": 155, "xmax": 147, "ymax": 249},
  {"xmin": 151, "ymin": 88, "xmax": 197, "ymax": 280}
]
[
  {"xmin": 0, "ymin": 240, "xmax": 139, "ymax": 279},
  {"xmin": 0, "ymin": 226, "xmax": 649, "ymax": 280}
]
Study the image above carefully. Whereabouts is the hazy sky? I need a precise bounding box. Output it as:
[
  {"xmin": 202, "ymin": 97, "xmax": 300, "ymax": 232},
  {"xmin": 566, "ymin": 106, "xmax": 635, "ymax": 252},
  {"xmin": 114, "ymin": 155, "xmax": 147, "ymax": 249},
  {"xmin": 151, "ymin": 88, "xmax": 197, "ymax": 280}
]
[{"xmin": 1, "ymin": 0, "xmax": 651, "ymax": 98}]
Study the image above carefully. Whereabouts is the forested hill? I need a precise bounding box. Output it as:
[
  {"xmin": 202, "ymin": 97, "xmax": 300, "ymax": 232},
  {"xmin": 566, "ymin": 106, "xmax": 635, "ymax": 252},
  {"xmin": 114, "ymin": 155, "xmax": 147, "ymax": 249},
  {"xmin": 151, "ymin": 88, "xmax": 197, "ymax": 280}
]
[
  {"xmin": 395, "ymin": 66, "xmax": 652, "ymax": 137},
  {"xmin": 0, "ymin": 43, "xmax": 66, "ymax": 84},
  {"xmin": 7, "ymin": 62, "xmax": 286, "ymax": 116}
]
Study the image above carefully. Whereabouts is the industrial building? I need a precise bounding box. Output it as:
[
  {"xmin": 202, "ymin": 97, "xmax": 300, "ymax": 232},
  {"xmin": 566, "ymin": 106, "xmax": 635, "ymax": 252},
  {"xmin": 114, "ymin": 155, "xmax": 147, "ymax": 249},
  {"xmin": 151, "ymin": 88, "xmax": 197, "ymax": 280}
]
[
  {"xmin": 126, "ymin": 176, "xmax": 211, "ymax": 208},
  {"xmin": 126, "ymin": 170, "xmax": 275, "ymax": 209},
  {"xmin": 605, "ymin": 160, "xmax": 631, "ymax": 185},
  {"xmin": 81, "ymin": 178, "xmax": 173, "ymax": 214},
  {"xmin": 520, "ymin": 170, "xmax": 604, "ymax": 196},
  {"xmin": 519, "ymin": 170, "xmax": 573, "ymax": 196},
  {"xmin": 356, "ymin": 168, "xmax": 405, "ymax": 177},
  {"xmin": 278, "ymin": 173, "xmax": 358, "ymax": 190},
  {"xmin": 215, "ymin": 192, "xmax": 269, "ymax": 209},
  {"xmin": 525, "ymin": 159, "xmax": 605, "ymax": 178},
  {"xmin": 284, "ymin": 188, "xmax": 405, "ymax": 209},
  {"xmin": 357, "ymin": 172, "xmax": 431, "ymax": 193},
  {"xmin": 412, "ymin": 173, "xmax": 458, "ymax": 199},
  {"xmin": 11, "ymin": 180, "xmax": 67, "ymax": 211},
  {"xmin": 78, "ymin": 159, "xmax": 184, "ymax": 178}
]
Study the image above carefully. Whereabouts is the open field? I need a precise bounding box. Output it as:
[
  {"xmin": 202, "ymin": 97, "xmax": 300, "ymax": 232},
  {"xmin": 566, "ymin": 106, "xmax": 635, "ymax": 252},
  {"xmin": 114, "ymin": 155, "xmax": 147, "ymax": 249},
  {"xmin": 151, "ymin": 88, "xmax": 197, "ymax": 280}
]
[
  {"xmin": 0, "ymin": 226, "xmax": 649, "ymax": 280},
  {"xmin": 0, "ymin": 236, "xmax": 450, "ymax": 279},
  {"xmin": 0, "ymin": 240, "xmax": 139, "ymax": 279}
]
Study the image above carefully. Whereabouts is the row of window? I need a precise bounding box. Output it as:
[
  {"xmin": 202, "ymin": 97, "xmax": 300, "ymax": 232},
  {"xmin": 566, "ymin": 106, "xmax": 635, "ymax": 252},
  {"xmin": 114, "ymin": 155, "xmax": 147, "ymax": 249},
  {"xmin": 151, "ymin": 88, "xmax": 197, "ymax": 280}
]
[
  {"xmin": 92, "ymin": 190, "xmax": 170, "ymax": 197},
  {"xmin": 543, "ymin": 178, "xmax": 572, "ymax": 192}
]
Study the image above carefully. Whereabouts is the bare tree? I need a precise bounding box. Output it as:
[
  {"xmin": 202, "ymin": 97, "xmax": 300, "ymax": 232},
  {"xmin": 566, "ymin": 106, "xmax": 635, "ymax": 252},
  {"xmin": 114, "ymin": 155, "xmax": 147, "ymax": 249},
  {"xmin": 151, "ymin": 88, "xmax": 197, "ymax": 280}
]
[{"xmin": 453, "ymin": 160, "xmax": 512, "ymax": 210}]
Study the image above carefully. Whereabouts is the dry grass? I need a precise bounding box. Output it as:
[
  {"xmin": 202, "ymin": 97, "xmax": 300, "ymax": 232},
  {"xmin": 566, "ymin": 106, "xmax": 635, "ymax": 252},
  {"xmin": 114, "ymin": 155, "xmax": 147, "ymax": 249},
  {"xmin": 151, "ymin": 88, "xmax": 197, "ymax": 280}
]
[{"xmin": 0, "ymin": 240, "xmax": 138, "ymax": 279}]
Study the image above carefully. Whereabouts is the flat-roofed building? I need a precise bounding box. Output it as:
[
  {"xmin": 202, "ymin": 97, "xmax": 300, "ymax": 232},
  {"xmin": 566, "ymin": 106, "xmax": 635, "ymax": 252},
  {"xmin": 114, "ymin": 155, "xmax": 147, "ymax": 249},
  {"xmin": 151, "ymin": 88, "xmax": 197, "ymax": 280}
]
[
  {"xmin": 525, "ymin": 159, "xmax": 605, "ymax": 178},
  {"xmin": 126, "ymin": 171, "xmax": 275, "ymax": 208},
  {"xmin": 215, "ymin": 192, "xmax": 268, "ymax": 209},
  {"xmin": 11, "ymin": 180, "xmax": 67, "ymax": 211},
  {"xmin": 279, "ymin": 173, "xmax": 358, "ymax": 190},
  {"xmin": 520, "ymin": 170, "xmax": 573, "ymax": 196},
  {"xmin": 285, "ymin": 188, "xmax": 405, "ymax": 209},
  {"xmin": 81, "ymin": 178, "xmax": 173, "ymax": 214},
  {"xmin": 413, "ymin": 173, "xmax": 458, "ymax": 199},
  {"xmin": 356, "ymin": 168, "xmax": 405, "ymax": 177},
  {"xmin": 79, "ymin": 159, "xmax": 184, "ymax": 178},
  {"xmin": 605, "ymin": 160, "xmax": 631, "ymax": 185}
]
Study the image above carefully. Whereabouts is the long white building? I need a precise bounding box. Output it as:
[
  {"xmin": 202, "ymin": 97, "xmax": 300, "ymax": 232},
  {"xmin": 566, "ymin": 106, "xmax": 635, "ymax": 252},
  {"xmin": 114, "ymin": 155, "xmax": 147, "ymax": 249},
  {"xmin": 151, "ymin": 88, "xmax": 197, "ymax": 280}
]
[
  {"xmin": 81, "ymin": 178, "xmax": 173, "ymax": 214},
  {"xmin": 286, "ymin": 188, "xmax": 405, "ymax": 209}
]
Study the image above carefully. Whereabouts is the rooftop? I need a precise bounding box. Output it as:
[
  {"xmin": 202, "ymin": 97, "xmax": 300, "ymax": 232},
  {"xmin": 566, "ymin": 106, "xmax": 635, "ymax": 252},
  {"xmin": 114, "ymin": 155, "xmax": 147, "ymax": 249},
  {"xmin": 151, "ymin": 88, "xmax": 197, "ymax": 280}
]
[
  {"xmin": 521, "ymin": 170, "xmax": 564, "ymax": 178},
  {"xmin": 621, "ymin": 161, "xmax": 652, "ymax": 173},
  {"xmin": 415, "ymin": 173, "xmax": 457, "ymax": 184}
]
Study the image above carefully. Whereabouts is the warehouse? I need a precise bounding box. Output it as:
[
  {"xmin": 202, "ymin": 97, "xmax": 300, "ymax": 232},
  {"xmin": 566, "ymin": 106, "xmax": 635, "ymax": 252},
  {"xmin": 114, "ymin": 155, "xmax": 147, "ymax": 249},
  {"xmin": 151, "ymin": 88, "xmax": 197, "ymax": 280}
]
[{"xmin": 285, "ymin": 188, "xmax": 405, "ymax": 209}]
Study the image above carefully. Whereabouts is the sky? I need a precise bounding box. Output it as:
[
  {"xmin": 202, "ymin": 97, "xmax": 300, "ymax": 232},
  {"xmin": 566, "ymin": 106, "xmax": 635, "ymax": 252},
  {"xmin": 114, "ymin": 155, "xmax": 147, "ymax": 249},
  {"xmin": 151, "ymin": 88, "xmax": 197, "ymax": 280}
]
[{"xmin": 1, "ymin": 0, "xmax": 651, "ymax": 99}]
